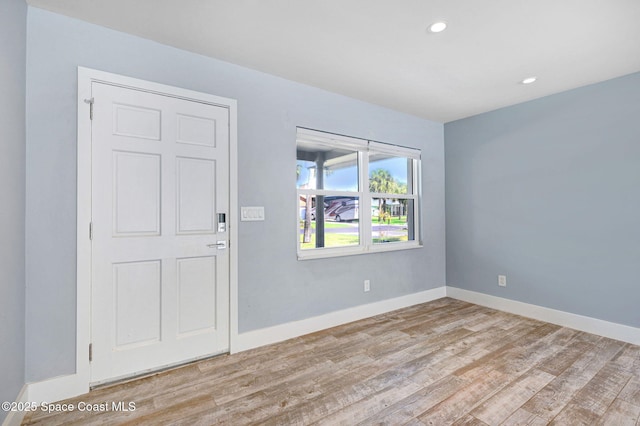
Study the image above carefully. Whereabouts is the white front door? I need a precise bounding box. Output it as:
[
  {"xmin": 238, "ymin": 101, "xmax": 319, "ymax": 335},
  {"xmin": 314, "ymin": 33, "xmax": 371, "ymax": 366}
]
[{"xmin": 90, "ymin": 82, "xmax": 230, "ymax": 384}]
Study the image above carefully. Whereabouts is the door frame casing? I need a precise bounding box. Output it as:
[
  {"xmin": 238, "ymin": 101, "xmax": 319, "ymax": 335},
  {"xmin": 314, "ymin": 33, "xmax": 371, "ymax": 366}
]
[{"xmin": 76, "ymin": 67, "xmax": 239, "ymax": 388}]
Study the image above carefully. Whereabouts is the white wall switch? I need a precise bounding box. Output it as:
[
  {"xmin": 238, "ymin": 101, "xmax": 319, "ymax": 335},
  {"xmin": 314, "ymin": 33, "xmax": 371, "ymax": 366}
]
[
  {"xmin": 241, "ymin": 206, "xmax": 265, "ymax": 221},
  {"xmin": 364, "ymin": 280, "xmax": 370, "ymax": 292},
  {"xmin": 498, "ymin": 275, "xmax": 507, "ymax": 287}
]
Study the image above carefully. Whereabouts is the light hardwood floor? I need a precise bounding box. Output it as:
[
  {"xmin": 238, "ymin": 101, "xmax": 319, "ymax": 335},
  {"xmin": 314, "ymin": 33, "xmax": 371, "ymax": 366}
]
[{"xmin": 23, "ymin": 298, "xmax": 640, "ymax": 425}]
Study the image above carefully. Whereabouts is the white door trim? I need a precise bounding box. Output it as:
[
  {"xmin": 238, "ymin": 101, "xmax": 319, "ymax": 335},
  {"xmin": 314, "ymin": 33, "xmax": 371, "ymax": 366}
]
[{"xmin": 74, "ymin": 66, "xmax": 239, "ymax": 396}]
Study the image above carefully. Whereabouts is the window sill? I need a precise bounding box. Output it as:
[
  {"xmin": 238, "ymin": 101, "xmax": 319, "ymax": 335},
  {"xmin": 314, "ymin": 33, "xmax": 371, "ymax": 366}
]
[{"xmin": 297, "ymin": 242, "xmax": 423, "ymax": 261}]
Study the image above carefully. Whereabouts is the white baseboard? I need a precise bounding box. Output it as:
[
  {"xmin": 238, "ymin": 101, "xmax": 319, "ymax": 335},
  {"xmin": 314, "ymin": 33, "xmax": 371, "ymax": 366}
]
[
  {"xmin": 234, "ymin": 286, "xmax": 447, "ymax": 352},
  {"xmin": 446, "ymin": 286, "xmax": 640, "ymax": 346},
  {"xmin": 2, "ymin": 375, "xmax": 88, "ymax": 425},
  {"xmin": 26, "ymin": 372, "xmax": 89, "ymax": 404},
  {"xmin": 2, "ymin": 385, "xmax": 28, "ymax": 426}
]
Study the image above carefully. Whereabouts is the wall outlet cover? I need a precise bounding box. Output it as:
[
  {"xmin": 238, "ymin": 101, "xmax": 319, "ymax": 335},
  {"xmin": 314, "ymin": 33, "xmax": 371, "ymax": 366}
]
[{"xmin": 498, "ymin": 275, "xmax": 507, "ymax": 287}]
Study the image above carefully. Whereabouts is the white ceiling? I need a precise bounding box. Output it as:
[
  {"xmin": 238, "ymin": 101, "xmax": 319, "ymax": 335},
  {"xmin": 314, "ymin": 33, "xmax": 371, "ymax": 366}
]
[{"xmin": 27, "ymin": 0, "xmax": 640, "ymax": 123}]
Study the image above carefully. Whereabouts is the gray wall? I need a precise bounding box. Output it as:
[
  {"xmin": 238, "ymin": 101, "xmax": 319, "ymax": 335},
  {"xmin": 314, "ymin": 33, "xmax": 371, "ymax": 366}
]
[
  {"xmin": 445, "ymin": 72, "xmax": 640, "ymax": 328},
  {"xmin": 25, "ymin": 8, "xmax": 445, "ymax": 382},
  {"xmin": 0, "ymin": 0, "xmax": 27, "ymax": 419}
]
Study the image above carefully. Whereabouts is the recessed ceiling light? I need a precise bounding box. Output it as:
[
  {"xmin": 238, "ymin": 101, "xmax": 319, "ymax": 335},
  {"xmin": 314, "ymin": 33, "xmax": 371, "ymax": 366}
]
[
  {"xmin": 428, "ymin": 21, "xmax": 447, "ymax": 33},
  {"xmin": 521, "ymin": 77, "xmax": 537, "ymax": 85}
]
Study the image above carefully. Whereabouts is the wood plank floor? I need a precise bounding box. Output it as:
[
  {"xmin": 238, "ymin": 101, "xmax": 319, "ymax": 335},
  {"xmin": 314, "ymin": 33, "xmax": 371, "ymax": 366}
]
[{"xmin": 23, "ymin": 298, "xmax": 640, "ymax": 425}]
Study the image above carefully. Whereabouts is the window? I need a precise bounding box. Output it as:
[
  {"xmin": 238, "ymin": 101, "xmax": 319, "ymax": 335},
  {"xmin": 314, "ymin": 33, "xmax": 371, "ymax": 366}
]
[{"xmin": 296, "ymin": 128, "xmax": 421, "ymax": 259}]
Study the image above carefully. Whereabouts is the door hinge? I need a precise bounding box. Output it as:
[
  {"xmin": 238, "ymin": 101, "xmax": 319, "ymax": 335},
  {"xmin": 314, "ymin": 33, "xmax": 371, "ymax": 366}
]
[
  {"xmin": 89, "ymin": 222, "xmax": 93, "ymax": 240},
  {"xmin": 89, "ymin": 343, "xmax": 93, "ymax": 362},
  {"xmin": 84, "ymin": 97, "xmax": 94, "ymax": 120}
]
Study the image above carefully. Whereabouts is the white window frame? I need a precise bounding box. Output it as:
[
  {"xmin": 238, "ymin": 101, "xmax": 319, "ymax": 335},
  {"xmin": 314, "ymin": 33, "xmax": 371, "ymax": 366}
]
[{"xmin": 296, "ymin": 128, "xmax": 422, "ymax": 260}]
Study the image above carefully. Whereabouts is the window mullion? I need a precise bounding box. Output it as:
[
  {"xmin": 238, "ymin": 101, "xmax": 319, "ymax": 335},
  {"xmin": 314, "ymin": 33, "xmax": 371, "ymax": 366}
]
[
  {"xmin": 369, "ymin": 192, "xmax": 417, "ymax": 200},
  {"xmin": 297, "ymin": 189, "xmax": 360, "ymax": 197},
  {"xmin": 360, "ymin": 150, "xmax": 371, "ymax": 250},
  {"xmin": 414, "ymin": 158, "xmax": 422, "ymax": 245}
]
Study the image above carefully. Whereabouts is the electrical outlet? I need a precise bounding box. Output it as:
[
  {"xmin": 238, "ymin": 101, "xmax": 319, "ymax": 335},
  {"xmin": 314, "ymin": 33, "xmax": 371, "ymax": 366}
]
[
  {"xmin": 498, "ymin": 275, "xmax": 507, "ymax": 287},
  {"xmin": 364, "ymin": 280, "xmax": 371, "ymax": 292}
]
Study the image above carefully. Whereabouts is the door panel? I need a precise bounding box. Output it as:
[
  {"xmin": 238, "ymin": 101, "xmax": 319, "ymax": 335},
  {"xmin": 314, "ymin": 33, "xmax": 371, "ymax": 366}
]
[
  {"xmin": 113, "ymin": 151, "xmax": 161, "ymax": 236},
  {"xmin": 91, "ymin": 82, "xmax": 229, "ymax": 384},
  {"xmin": 177, "ymin": 256, "xmax": 217, "ymax": 335},
  {"xmin": 112, "ymin": 103, "xmax": 161, "ymax": 140},
  {"xmin": 176, "ymin": 157, "xmax": 216, "ymax": 234},
  {"xmin": 176, "ymin": 114, "xmax": 217, "ymax": 147},
  {"xmin": 113, "ymin": 260, "xmax": 162, "ymax": 348}
]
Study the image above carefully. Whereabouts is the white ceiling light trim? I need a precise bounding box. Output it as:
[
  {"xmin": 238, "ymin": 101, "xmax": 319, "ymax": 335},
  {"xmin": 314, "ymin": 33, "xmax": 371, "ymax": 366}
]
[
  {"xmin": 521, "ymin": 77, "xmax": 537, "ymax": 85},
  {"xmin": 428, "ymin": 21, "xmax": 448, "ymax": 33}
]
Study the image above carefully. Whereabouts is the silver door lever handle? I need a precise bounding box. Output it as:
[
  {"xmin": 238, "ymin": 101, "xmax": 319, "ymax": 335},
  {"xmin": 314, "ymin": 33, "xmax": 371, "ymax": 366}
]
[{"xmin": 208, "ymin": 241, "xmax": 227, "ymax": 249}]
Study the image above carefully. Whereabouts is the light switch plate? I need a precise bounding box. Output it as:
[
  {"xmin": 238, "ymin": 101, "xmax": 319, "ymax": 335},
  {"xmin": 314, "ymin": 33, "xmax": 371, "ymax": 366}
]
[{"xmin": 241, "ymin": 206, "xmax": 265, "ymax": 221}]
